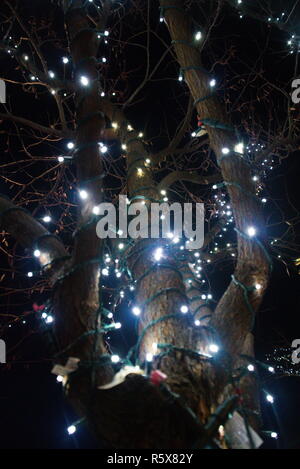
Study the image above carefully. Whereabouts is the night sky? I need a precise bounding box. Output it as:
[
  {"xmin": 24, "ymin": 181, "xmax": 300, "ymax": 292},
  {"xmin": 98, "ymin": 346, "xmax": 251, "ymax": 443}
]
[{"xmin": 0, "ymin": 0, "xmax": 300, "ymax": 449}]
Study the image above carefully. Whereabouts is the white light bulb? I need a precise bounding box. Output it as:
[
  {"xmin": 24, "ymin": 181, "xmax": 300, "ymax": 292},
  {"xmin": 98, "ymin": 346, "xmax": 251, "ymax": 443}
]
[
  {"xmin": 118, "ymin": 243, "xmax": 124, "ymax": 250},
  {"xmin": 266, "ymin": 394, "xmax": 274, "ymax": 403},
  {"xmin": 100, "ymin": 145, "xmax": 108, "ymax": 153},
  {"xmin": 43, "ymin": 215, "xmax": 51, "ymax": 223},
  {"xmin": 57, "ymin": 156, "xmax": 64, "ymax": 163},
  {"xmin": 102, "ymin": 57, "xmax": 107, "ymax": 63},
  {"xmin": 154, "ymin": 247, "xmax": 163, "ymax": 261},
  {"xmin": 121, "ymin": 144, "xmax": 127, "ymax": 150},
  {"xmin": 271, "ymin": 432, "xmax": 278, "ymax": 439},
  {"xmin": 247, "ymin": 364, "xmax": 255, "ymax": 372},
  {"xmin": 268, "ymin": 366, "xmax": 275, "ymax": 373},
  {"xmin": 67, "ymin": 142, "xmax": 74, "ymax": 150},
  {"xmin": 104, "ymin": 30, "xmax": 109, "ymax": 36},
  {"xmin": 46, "ymin": 315, "xmax": 54, "ymax": 324},
  {"xmin": 92, "ymin": 206, "xmax": 100, "ymax": 215},
  {"xmin": 180, "ymin": 305, "xmax": 189, "ymax": 314},
  {"xmin": 62, "ymin": 57, "xmax": 69, "ymax": 64},
  {"xmin": 146, "ymin": 353, "xmax": 153, "ymax": 362},
  {"xmin": 194, "ymin": 319, "xmax": 201, "ymax": 326},
  {"xmin": 112, "ymin": 122, "xmax": 118, "ymax": 129},
  {"xmin": 49, "ymin": 71, "xmax": 55, "ymax": 78},
  {"xmin": 195, "ymin": 31, "xmax": 202, "ymax": 41},
  {"xmin": 79, "ymin": 189, "xmax": 89, "ymax": 200},
  {"xmin": 255, "ymin": 283, "xmax": 262, "ymax": 291},
  {"xmin": 111, "ymin": 354, "xmax": 120, "ymax": 363},
  {"xmin": 57, "ymin": 375, "xmax": 64, "ymax": 382},
  {"xmin": 222, "ymin": 147, "xmax": 230, "ymax": 155},
  {"xmin": 67, "ymin": 425, "xmax": 76, "ymax": 435},
  {"xmin": 27, "ymin": 271, "xmax": 33, "ymax": 278},
  {"xmin": 80, "ymin": 75, "xmax": 89, "ymax": 86},
  {"xmin": 34, "ymin": 249, "xmax": 41, "ymax": 258},
  {"xmin": 23, "ymin": 55, "xmax": 29, "ymax": 61},
  {"xmin": 115, "ymin": 322, "xmax": 122, "ymax": 329},
  {"xmin": 209, "ymin": 343, "xmax": 219, "ymax": 354},
  {"xmin": 247, "ymin": 226, "xmax": 256, "ymax": 237},
  {"xmin": 234, "ymin": 142, "xmax": 244, "ymax": 154},
  {"xmin": 210, "ymin": 79, "xmax": 216, "ymax": 87},
  {"xmin": 102, "ymin": 268, "xmax": 109, "ymax": 276},
  {"xmin": 132, "ymin": 306, "xmax": 141, "ymax": 316}
]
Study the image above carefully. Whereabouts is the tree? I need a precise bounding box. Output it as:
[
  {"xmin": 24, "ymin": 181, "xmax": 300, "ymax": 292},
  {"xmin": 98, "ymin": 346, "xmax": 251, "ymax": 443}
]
[{"xmin": 0, "ymin": 0, "xmax": 299, "ymax": 448}]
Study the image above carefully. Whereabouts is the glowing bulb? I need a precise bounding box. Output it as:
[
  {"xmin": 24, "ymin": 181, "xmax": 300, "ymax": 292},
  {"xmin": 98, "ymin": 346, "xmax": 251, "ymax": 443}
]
[
  {"xmin": 49, "ymin": 71, "xmax": 55, "ymax": 78},
  {"xmin": 222, "ymin": 147, "xmax": 230, "ymax": 155},
  {"xmin": 146, "ymin": 353, "xmax": 153, "ymax": 362},
  {"xmin": 154, "ymin": 247, "xmax": 163, "ymax": 261},
  {"xmin": 268, "ymin": 366, "xmax": 275, "ymax": 373},
  {"xmin": 102, "ymin": 57, "xmax": 107, "ymax": 63},
  {"xmin": 112, "ymin": 122, "xmax": 118, "ymax": 129},
  {"xmin": 210, "ymin": 79, "xmax": 216, "ymax": 87},
  {"xmin": 62, "ymin": 57, "xmax": 69, "ymax": 64},
  {"xmin": 209, "ymin": 343, "xmax": 219, "ymax": 354},
  {"xmin": 46, "ymin": 315, "xmax": 54, "ymax": 324},
  {"xmin": 118, "ymin": 243, "xmax": 124, "ymax": 250},
  {"xmin": 255, "ymin": 283, "xmax": 262, "ymax": 291},
  {"xmin": 160, "ymin": 190, "xmax": 166, "ymax": 196},
  {"xmin": 271, "ymin": 432, "xmax": 278, "ymax": 439},
  {"xmin": 57, "ymin": 375, "xmax": 64, "ymax": 382},
  {"xmin": 114, "ymin": 322, "xmax": 122, "ymax": 329},
  {"xmin": 100, "ymin": 145, "xmax": 108, "ymax": 153},
  {"xmin": 27, "ymin": 271, "xmax": 33, "ymax": 278},
  {"xmin": 266, "ymin": 394, "xmax": 274, "ymax": 403},
  {"xmin": 194, "ymin": 319, "xmax": 201, "ymax": 326},
  {"xmin": 43, "ymin": 215, "xmax": 51, "ymax": 223},
  {"xmin": 79, "ymin": 189, "xmax": 89, "ymax": 200},
  {"xmin": 80, "ymin": 75, "xmax": 89, "ymax": 86},
  {"xmin": 247, "ymin": 226, "xmax": 256, "ymax": 237},
  {"xmin": 132, "ymin": 306, "xmax": 141, "ymax": 316},
  {"xmin": 34, "ymin": 249, "xmax": 41, "ymax": 258},
  {"xmin": 102, "ymin": 268, "xmax": 109, "ymax": 276},
  {"xmin": 180, "ymin": 305, "xmax": 189, "ymax": 314},
  {"xmin": 23, "ymin": 55, "xmax": 29, "ymax": 61},
  {"xmin": 93, "ymin": 206, "xmax": 100, "ymax": 215},
  {"xmin": 138, "ymin": 132, "xmax": 143, "ymax": 138},
  {"xmin": 111, "ymin": 354, "xmax": 120, "ymax": 363},
  {"xmin": 234, "ymin": 142, "xmax": 244, "ymax": 154},
  {"xmin": 195, "ymin": 31, "xmax": 202, "ymax": 41},
  {"xmin": 67, "ymin": 425, "xmax": 76, "ymax": 435},
  {"xmin": 67, "ymin": 142, "xmax": 74, "ymax": 150},
  {"xmin": 57, "ymin": 156, "xmax": 64, "ymax": 163},
  {"xmin": 121, "ymin": 144, "xmax": 127, "ymax": 150},
  {"xmin": 247, "ymin": 364, "xmax": 255, "ymax": 372},
  {"xmin": 104, "ymin": 30, "xmax": 109, "ymax": 36}
]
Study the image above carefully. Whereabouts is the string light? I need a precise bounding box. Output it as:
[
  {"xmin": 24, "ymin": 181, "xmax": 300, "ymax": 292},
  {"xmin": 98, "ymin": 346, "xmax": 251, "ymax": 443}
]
[
  {"xmin": 27, "ymin": 271, "xmax": 33, "ymax": 278},
  {"xmin": 247, "ymin": 364, "xmax": 255, "ymax": 372},
  {"xmin": 111, "ymin": 354, "xmax": 120, "ymax": 363},
  {"xmin": 67, "ymin": 425, "xmax": 76, "ymax": 435},
  {"xmin": 57, "ymin": 156, "xmax": 65, "ymax": 163},
  {"xmin": 180, "ymin": 305, "xmax": 189, "ymax": 314},
  {"xmin": 153, "ymin": 247, "xmax": 163, "ymax": 261},
  {"xmin": 79, "ymin": 189, "xmax": 89, "ymax": 200},
  {"xmin": 33, "ymin": 249, "xmax": 41, "ymax": 258},
  {"xmin": 266, "ymin": 394, "xmax": 274, "ymax": 404},
  {"xmin": 62, "ymin": 57, "xmax": 69, "ymax": 64},
  {"xmin": 67, "ymin": 142, "xmax": 74, "ymax": 150},
  {"xmin": 247, "ymin": 226, "xmax": 256, "ymax": 237},
  {"xmin": 209, "ymin": 79, "xmax": 216, "ymax": 87},
  {"xmin": 42, "ymin": 215, "xmax": 51, "ymax": 223},
  {"xmin": 80, "ymin": 76, "xmax": 89, "ymax": 86},
  {"xmin": 132, "ymin": 306, "xmax": 141, "ymax": 316},
  {"xmin": 208, "ymin": 344, "xmax": 219, "ymax": 354},
  {"xmin": 195, "ymin": 31, "xmax": 202, "ymax": 41}
]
